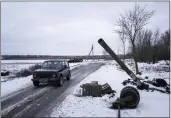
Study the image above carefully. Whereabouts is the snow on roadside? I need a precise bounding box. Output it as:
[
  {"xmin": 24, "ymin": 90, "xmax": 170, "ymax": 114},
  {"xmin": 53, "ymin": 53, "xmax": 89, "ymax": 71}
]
[
  {"xmin": 1, "ymin": 64, "xmax": 36, "ymax": 73},
  {"xmin": 1, "ymin": 76, "xmax": 32, "ymax": 97},
  {"xmin": 50, "ymin": 60, "xmax": 169, "ymax": 117},
  {"xmin": 69, "ymin": 63, "xmax": 82, "ymax": 70},
  {"xmin": 1, "ymin": 63, "xmax": 39, "ymax": 82},
  {"xmin": 125, "ymin": 59, "xmax": 170, "ymax": 84}
]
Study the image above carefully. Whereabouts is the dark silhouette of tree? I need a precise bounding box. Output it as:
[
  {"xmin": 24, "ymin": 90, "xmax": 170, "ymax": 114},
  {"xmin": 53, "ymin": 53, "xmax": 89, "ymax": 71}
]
[{"xmin": 116, "ymin": 3, "xmax": 155, "ymax": 74}]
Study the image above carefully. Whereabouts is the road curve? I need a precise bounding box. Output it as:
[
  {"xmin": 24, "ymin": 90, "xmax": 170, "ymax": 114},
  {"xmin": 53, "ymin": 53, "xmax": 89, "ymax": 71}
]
[{"xmin": 1, "ymin": 63, "xmax": 104, "ymax": 117}]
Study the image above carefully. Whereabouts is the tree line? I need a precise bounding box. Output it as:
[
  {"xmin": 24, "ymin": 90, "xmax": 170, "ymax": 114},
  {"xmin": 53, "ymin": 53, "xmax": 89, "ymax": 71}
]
[
  {"xmin": 129, "ymin": 29, "xmax": 170, "ymax": 64},
  {"xmin": 114, "ymin": 3, "xmax": 170, "ymax": 74}
]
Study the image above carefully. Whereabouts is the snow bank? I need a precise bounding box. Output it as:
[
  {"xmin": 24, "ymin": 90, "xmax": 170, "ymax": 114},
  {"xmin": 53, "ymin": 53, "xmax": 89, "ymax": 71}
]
[
  {"xmin": 1, "ymin": 76, "xmax": 32, "ymax": 97},
  {"xmin": 51, "ymin": 60, "xmax": 170, "ymax": 117},
  {"xmin": 1, "ymin": 64, "xmax": 37, "ymax": 82}
]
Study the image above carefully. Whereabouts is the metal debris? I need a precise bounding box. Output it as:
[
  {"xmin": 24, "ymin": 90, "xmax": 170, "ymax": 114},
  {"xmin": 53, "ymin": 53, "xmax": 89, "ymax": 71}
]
[{"xmin": 80, "ymin": 81, "xmax": 115, "ymax": 97}]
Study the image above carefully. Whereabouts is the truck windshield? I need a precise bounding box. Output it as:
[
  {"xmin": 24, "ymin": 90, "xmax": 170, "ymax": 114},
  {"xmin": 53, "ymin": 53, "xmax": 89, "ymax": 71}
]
[{"xmin": 41, "ymin": 61, "xmax": 62, "ymax": 69}]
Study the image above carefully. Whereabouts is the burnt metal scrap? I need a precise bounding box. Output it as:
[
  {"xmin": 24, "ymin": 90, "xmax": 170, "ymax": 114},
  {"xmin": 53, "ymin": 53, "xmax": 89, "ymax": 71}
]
[
  {"xmin": 122, "ymin": 78, "xmax": 170, "ymax": 94},
  {"xmin": 122, "ymin": 79, "xmax": 137, "ymax": 86},
  {"xmin": 98, "ymin": 38, "xmax": 170, "ymax": 92},
  {"xmin": 101, "ymin": 83, "xmax": 116, "ymax": 95},
  {"xmin": 80, "ymin": 81, "xmax": 116, "ymax": 97},
  {"xmin": 1, "ymin": 69, "xmax": 10, "ymax": 76},
  {"xmin": 98, "ymin": 38, "xmax": 170, "ymax": 94},
  {"xmin": 112, "ymin": 86, "xmax": 140, "ymax": 118},
  {"xmin": 112, "ymin": 86, "xmax": 140, "ymax": 109}
]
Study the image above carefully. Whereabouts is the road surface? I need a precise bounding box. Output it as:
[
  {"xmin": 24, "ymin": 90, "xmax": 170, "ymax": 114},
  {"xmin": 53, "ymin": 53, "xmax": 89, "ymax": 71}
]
[{"xmin": 1, "ymin": 63, "xmax": 104, "ymax": 117}]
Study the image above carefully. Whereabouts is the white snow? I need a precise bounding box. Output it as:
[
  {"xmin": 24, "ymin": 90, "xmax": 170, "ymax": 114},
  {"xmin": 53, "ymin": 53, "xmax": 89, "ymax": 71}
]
[
  {"xmin": 1, "ymin": 64, "xmax": 36, "ymax": 72},
  {"xmin": 1, "ymin": 69, "xmax": 8, "ymax": 73},
  {"xmin": 1, "ymin": 76, "xmax": 32, "ymax": 97},
  {"xmin": 125, "ymin": 60, "xmax": 170, "ymax": 84},
  {"xmin": 50, "ymin": 60, "xmax": 170, "ymax": 117},
  {"xmin": 69, "ymin": 63, "xmax": 82, "ymax": 70},
  {"xmin": 1, "ymin": 60, "xmax": 46, "ymax": 64},
  {"xmin": 1, "ymin": 63, "xmax": 38, "ymax": 82}
]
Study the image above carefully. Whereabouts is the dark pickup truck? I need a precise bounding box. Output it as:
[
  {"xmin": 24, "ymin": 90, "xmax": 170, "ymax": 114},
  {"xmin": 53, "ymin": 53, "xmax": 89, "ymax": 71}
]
[{"xmin": 31, "ymin": 60, "xmax": 71, "ymax": 87}]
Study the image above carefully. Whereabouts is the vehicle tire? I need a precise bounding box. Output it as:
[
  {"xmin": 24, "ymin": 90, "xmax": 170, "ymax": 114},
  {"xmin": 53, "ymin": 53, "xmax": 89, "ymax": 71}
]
[
  {"xmin": 58, "ymin": 76, "xmax": 63, "ymax": 87},
  {"xmin": 33, "ymin": 81, "xmax": 39, "ymax": 87},
  {"xmin": 120, "ymin": 86, "xmax": 140, "ymax": 109},
  {"xmin": 67, "ymin": 73, "xmax": 71, "ymax": 80}
]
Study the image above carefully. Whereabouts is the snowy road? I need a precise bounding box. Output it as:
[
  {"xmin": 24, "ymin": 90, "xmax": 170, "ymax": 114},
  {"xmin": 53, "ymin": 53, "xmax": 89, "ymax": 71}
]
[{"xmin": 1, "ymin": 63, "xmax": 105, "ymax": 117}]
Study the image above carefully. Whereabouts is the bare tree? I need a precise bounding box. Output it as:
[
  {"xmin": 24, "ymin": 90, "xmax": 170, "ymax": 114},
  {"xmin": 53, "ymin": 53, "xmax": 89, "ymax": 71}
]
[
  {"xmin": 160, "ymin": 30, "xmax": 170, "ymax": 62},
  {"xmin": 116, "ymin": 3, "xmax": 155, "ymax": 74},
  {"xmin": 133, "ymin": 29, "xmax": 153, "ymax": 63},
  {"xmin": 153, "ymin": 28, "xmax": 160, "ymax": 45},
  {"xmin": 152, "ymin": 29, "xmax": 160, "ymax": 63},
  {"xmin": 118, "ymin": 28, "xmax": 126, "ymax": 63}
]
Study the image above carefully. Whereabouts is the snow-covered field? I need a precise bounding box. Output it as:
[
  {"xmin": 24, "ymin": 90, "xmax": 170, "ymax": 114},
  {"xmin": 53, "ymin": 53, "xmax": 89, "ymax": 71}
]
[
  {"xmin": 1, "ymin": 76, "xmax": 33, "ymax": 97},
  {"xmin": 50, "ymin": 60, "xmax": 170, "ymax": 117},
  {"xmin": 1, "ymin": 59, "xmax": 51, "ymax": 64},
  {"xmin": 1, "ymin": 60, "xmax": 84, "ymax": 97},
  {"xmin": 1, "ymin": 63, "xmax": 36, "ymax": 81}
]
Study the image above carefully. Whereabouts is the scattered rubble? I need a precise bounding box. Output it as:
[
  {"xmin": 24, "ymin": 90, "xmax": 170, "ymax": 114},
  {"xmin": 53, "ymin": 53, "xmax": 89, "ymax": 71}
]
[
  {"xmin": 80, "ymin": 81, "xmax": 116, "ymax": 97},
  {"xmin": 122, "ymin": 78, "xmax": 170, "ymax": 94},
  {"xmin": 1, "ymin": 69, "xmax": 10, "ymax": 76}
]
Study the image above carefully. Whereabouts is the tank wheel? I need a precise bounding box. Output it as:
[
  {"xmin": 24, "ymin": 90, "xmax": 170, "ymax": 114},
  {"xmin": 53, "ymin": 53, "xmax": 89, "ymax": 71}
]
[{"xmin": 120, "ymin": 86, "xmax": 140, "ymax": 108}]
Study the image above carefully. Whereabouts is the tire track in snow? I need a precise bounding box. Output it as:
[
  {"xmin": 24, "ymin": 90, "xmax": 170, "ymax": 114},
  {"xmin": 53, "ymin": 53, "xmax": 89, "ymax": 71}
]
[{"xmin": 1, "ymin": 87, "xmax": 52, "ymax": 118}]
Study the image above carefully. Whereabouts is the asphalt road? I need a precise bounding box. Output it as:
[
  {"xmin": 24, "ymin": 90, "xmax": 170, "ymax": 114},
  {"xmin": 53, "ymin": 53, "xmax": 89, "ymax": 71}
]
[{"xmin": 1, "ymin": 63, "xmax": 104, "ymax": 117}]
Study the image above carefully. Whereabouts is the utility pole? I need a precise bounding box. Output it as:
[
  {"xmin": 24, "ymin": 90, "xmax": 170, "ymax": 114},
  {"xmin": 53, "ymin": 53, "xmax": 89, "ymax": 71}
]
[
  {"xmin": 88, "ymin": 44, "xmax": 94, "ymax": 56},
  {"xmin": 88, "ymin": 44, "xmax": 94, "ymax": 61},
  {"xmin": 92, "ymin": 44, "xmax": 94, "ymax": 56}
]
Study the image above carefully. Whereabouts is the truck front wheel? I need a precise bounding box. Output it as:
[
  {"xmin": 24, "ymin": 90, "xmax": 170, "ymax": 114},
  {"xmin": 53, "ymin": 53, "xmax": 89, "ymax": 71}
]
[
  {"xmin": 33, "ymin": 81, "xmax": 39, "ymax": 87},
  {"xmin": 67, "ymin": 73, "xmax": 71, "ymax": 80},
  {"xmin": 58, "ymin": 76, "xmax": 63, "ymax": 87}
]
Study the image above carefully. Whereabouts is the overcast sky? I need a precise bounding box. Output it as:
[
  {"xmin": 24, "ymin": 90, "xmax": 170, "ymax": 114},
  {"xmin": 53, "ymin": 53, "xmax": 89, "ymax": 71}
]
[{"xmin": 1, "ymin": 2, "xmax": 169, "ymax": 55}]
